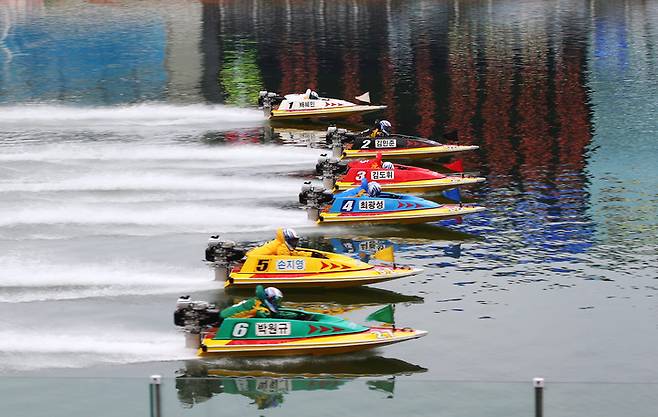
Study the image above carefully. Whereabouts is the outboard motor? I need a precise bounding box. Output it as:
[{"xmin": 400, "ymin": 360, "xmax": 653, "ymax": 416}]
[
  {"xmin": 316, "ymin": 154, "xmax": 348, "ymax": 189},
  {"xmin": 299, "ymin": 181, "xmax": 334, "ymax": 221},
  {"xmin": 205, "ymin": 236, "xmax": 246, "ymax": 281},
  {"xmin": 174, "ymin": 295, "xmax": 221, "ymax": 348},
  {"xmin": 258, "ymin": 91, "xmax": 284, "ymax": 117}
]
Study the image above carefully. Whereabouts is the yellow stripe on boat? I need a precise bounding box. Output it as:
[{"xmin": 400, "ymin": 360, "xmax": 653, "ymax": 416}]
[
  {"xmin": 342, "ymin": 145, "xmax": 479, "ymax": 159},
  {"xmin": 199, "ymin": 328, "xmax": 428, "ymax": 357},
  {"xmin": 334, "ymin": 177, "xmax": 486, "ymax": 193},
  {"xmin": 318, "ymin": 206, "xmax": 485, "ymax": 225},
  {"xmin": 270, "ymin": 105, "xmax": 387, "ymax": 120}
]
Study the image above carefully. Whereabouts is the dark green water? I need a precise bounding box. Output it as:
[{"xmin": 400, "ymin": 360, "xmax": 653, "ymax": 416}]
[{"xmin": 0, "ymin": 0, "xmax": 656, "ymax": 415}]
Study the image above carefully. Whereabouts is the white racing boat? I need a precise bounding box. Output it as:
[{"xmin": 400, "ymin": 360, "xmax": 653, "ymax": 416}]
[{"xmin": 259, "ymin": 90, "xmax": 386, "ymax": 120}]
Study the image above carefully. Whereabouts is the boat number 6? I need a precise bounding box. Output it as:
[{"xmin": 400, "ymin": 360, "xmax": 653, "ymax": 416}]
[
  {"xmin": 232, "ymin": 323, "xmax": 249, "ymax": 337},
  {"xmin": 372, "ymin": 330, "xmax": 392, "ymax": 339},
  {"xmin": 355, "ymin": 171, "xmax": 366, "ymax": 180}
]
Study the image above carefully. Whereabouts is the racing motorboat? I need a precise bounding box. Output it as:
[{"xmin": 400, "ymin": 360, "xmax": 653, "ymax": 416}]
[
  {"xmin": 316, "ymin": 153, "xmax": 486, "ymax": 193},
  {"xmin": 205, "ymin": 236, "xmax": 422, "ymax": 289},
  {"xmin": 258, "ymin": 90, "xmax": 386, "ymax": 120},
  {"xmin": 299, "ymin": 181, "xmax": 485, "ymax": 225},
  {"xmin": 326, "ymin": 126, "xmax": 478, "ymax": 160},
  {"xmin": 174, "ymin": 297, "xmax": 427, "ymax": 357}
]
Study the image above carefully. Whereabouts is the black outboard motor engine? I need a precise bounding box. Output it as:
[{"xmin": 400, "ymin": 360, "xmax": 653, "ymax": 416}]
[
  {"xmin": 174, "ymin": 296, "xmax": 221, "ymax": 348},
  {"xmin": 316, "ymin": 154, "xmax": 348, "ymax": 189},
  {"xmin": 205, "ymin": 236, "xmax": 246, "ymax": 281},
  {"xmin": 258, "ymin": 91, "xmax": 284, "ymax": 116},
  {"xmin": 299, "ymin": 182, "xmax": 334, "ymax": 221}
]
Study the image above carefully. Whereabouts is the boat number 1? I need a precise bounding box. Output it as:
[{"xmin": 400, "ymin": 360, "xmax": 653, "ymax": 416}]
[
  {"xmin": 340, "ymin": 200, "xmax": 355, "ymax": 212},
  {"xmin": 232, "ymin": 323, "xmax": 249, "ymax": 337}
]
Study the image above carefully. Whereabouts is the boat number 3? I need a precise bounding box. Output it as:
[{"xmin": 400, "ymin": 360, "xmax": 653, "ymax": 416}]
[
  {"xmin": 232, "ymin": 323, "xmax": 249, "ymax": 337},
  {"xmin": 256, "ymin": 259, "xmax": 270, "ymax": 271},
  {"xmin": 340, "ymin": 200, "xmax": 355, "ymax": 212},
  {"xmin": 355, "ymin": 171, "xmax": 366, "ymax": 180},
  {"xmin": 360, "ymin": 139, "xmax": 371, "ymax": 149}
]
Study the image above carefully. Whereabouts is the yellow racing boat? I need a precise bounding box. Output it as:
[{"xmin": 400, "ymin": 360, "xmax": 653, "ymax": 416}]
[{"xmin": 205, "ymin": 236, "xmax": 421, "ymax": 289}]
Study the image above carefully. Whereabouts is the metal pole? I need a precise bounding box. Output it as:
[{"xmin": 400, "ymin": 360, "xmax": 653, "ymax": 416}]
[
  {"xmin": 533, "ymin": 377, "xmax": 544, "ymax": 417},
  {"xmin": 150, "ymin": 375, "xmax": 162, "ymax": 417}
]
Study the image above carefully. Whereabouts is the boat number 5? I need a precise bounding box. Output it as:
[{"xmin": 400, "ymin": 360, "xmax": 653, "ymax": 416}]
[
  {"xmin": 355, "ymin": 171, "xmax": 366, "ymax": 180},
  {"xmin": 232, "ymin": 323, "xmax": 249, "ymax": 337},
  {"xmin": 360, "ymin": 139, "xmax": 371, "ymax": 149}
]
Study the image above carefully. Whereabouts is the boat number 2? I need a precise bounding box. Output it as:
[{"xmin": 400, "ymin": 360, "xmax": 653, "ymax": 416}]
[
  {"xmin": 340, "ymin": 200, "xmax": 355, "ymax": 212},
  {"xmin": 232, "ymin": 323, "xmax": 249, "ymax": 337},
  {"xmin": 360, "ymin": 139, "xmax": 371, "ymax": 149}
]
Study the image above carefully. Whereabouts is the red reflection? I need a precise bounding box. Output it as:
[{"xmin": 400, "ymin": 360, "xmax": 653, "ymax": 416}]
[{"xmin": 415, "ymin": 37, "xmax": 436, "ymax": 137}]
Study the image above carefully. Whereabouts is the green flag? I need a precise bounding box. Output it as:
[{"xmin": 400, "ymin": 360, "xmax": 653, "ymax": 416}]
[{"xmin": 366, "ymin": 304, "xmax": 395, "ymax": 324}]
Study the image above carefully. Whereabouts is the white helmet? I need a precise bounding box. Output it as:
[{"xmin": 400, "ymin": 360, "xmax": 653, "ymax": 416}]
[
  {"xmin": 367, "ymin": 181, "xmax": 382, "ymax": 197},
  {"xmin": 263, "ymin": 287, "xmax": 283, "ymax": 312},
  {"xmin": 282, "ymin": 228, "xmax": 300, "ymax": 250},
  {"xmin": 382, "ymin": 161, "xmax": 394, "ymax": 170},
  {"xmin": 379, "ymin": 120, "xmax": 392, "ymax": 134}
]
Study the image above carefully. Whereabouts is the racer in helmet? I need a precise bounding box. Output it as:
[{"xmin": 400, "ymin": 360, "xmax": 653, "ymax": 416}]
[
  {"xmin": 367, "ymin": 119, "xmax": 393, "ymax": 138},
  {"xmin": 382, "ymin": 161, "xmax": 394, "ymax": 170},
  {"xmin": 367, "ymin": 181, "xmax": 382, "ymax": 197},
  {"xmin": 304, "ymin": 88, "xmax": 320, "ymax": 100},
  {"xmin": 220, "ymin": 285, "xmax": 283, "ymax": 318},
  {"xmin": 246, "ymin": 228, "xmax": 313, "ymax": 257}
]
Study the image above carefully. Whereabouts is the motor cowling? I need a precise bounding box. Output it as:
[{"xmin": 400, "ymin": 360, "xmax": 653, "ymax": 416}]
[
  {"xmin": 258, "ymin": 91, "xmax": 284, "ymax": 108},
  {"xmin": 205, "ymin": 236, "xmax": 246, "ymax": 264},
  {"xmin": 174, "ymin": 295, "xmax": 221, "ymax": 335},
  {"xmin": 299, "ymin": 182, "xmax": 334, "ymax": 208}
]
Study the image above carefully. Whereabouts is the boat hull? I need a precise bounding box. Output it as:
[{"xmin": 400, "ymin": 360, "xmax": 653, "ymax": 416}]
[
  {"xmin": 318, "ymin": 205, "xmax": 485, "ymax": 225},
  {"xmin": 334, "ymin": 177, "xmax": 485, "ymax": 193},
  {"xmin": 342, "ymin": 145, "xmax": 479, "ymax": 160},
  {"xmin": 199, "ymin": 327, "xmax": 427, "ymax": 357},
  {"xmin": 271, "ymin": 105, "xmax": 386, "ymax": 120},
  {"xmin": 226, "ymin": 266, "xmax": 422, "ymax": 289}
]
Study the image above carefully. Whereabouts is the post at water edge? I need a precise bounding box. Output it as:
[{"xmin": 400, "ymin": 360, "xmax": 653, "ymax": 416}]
[
  {"xmin": 533, "ymin": 377, "xmax": 544, "ymax": 417},
  {"xmin": 150, "ymin": 374, "xmax": 162, "ymax": 417}
]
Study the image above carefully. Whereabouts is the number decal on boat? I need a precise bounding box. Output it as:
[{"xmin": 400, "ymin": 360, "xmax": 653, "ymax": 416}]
[
  {"xmin": 341, "ymin": 200, "xmax": 355, "ymax": 212},
  {"xmin": 232, "ymin": 323, "xmax": 249, "ymax": 337},
  {"xmin": 372, "ymin": 330, "xmax": 393, "ymax": 339},
  {"xmin": 371, "ymin": 170, "xmax": 394, "ymax": 180},
  {"xmin": 255, "ymin": 259, "xmax": 270, "ymax": 271},
  {"xmin": 360, "ymin": 139, "xmax": 371, "ymax": 149},
  {"xmin": 375, "ymin": 139, "xmax": 397, "ymax": 148},
  {"xmin": 355, "ymin": 171, "xmax": 366, "ymax": 180},
  {"xmin": 358, "ymin": 199, "xmax": 385, "ymax": 211},
  {"xmin": 358, "ymin": 240, "xmax": 386, "ymax": 251},
  {"xmin": 276, "ymin": 259, "xmax": 305, "ymax": 271},
  {"xmin": 255, "ymin": 322, "xmax": 291, "ymax": 337}
]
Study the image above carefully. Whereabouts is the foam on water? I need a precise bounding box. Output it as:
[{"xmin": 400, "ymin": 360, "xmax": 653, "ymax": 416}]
[
  {"xmin": 0, "ymin": 330, "xmax": 197, "ymax": 371},
  {"xmin": 0, "ymin": 103, "xmax": 264, "ymax": 129},
  {"xmin": 0, "ymin": 257, "xmax": 216, "ymax": 302}
]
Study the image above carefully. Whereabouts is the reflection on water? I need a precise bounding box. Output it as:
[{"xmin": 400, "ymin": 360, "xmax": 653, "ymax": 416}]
[
  {"xmin": 0, "ymin": 0, "xmax": 656, "ymax": 387},
  {"xmin": 176, "ymin": 356, "xmax": 426, "ymax": 409}
]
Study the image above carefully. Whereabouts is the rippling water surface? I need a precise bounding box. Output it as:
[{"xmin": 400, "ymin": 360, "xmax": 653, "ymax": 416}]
[{"xmin": 0, "ymin": 0, "xmax": 657, "ymax": 415}]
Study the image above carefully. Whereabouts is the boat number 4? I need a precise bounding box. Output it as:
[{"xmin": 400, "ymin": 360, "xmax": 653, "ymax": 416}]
[
  {"xmin": 358, "ymin": 200, "xmax": 385, "ymax": 210},
  {"xmin": 340, "ymin": 200, "xmax": 356, "ymax": 212}
]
